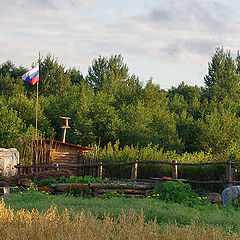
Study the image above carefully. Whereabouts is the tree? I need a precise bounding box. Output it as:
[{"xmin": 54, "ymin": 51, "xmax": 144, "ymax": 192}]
[
  {"xmin": 0, "ymin": 60, "xmax": 27, "ymax": 79},
  {"xmin": 39, "ymin": 55, "xmax": 72, "ymax": 97},
  {"xmin": 0, "ymin": 103, "xmax": 26, "ymax": 148},
  {"xmin": 86, "ymin": 54, "xmax": 128, "ymax": 92},
  {"xmin": 204, "ymin": 48, "xmax": 240, "ymax": 101},
  {"xmin": 198, "ymin": 107, "xmax": 240, "ymax": 153},
  {"xmin": 7, "ymin": 94, "xmax": 52, "ymax": 137},
  {"xmin": 67, "ymin": 67, "xmax": 85, "ymax": 85}
]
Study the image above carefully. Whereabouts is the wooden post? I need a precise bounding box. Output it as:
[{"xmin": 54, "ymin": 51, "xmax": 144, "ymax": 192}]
[
  {"xmin": 3, "ymin": 187, "xmax": 10, "ymax": 196},
  {"xmin": 226, "ymin": 162, "xmax": 233, "ymax": 187},
  {"xmin": 98, "ymin": 162, "xmax": 103, "ymax": 179},
  {"xmin": 17, "ymin": 165, "xmax": 20, "ymax": 176},
  {"xmin": 172, "ymin": 160, "xmax": 178, "ymax": 180},
  {"xmin": 60, "ymin": 116, "xmax": 71, "ymax": 143},
  {"xmin": 131, "ymin": 161, "xmax": 138, "ymax": 180}
]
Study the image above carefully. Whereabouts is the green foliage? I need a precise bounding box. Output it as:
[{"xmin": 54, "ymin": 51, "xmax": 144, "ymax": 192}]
[
  {"xmin": 97, "ymin": 141, "xmax": 226, "ymax": 180},
  {"xmin": 204, "ymin": 47, "xmax": 240, "ymax": 101},
  {"xmin": 148, "ymin": 180, "xmax": 208, "ymax": 206},
  {"xmin": 0, "ymin": 104, "xmax": 26, "ymax": 148},
  {"xmin": 198, "ymin": 107, "xmax": 240, "ymax": 153},
  {"xmin": 232, "ymin": 199, "xmax": 240, "ymax": 209},
  {"xmin": 38, "ymin": 176, "xmax": 105, "ymax": 187},
  {"xmin": 37, "ymin": 177, "xmax": 58, "ymax": 187},
  {"xmin": 5, "ymin": 191, "xmax": 240, "ymax": 233},
  {"xmin": 101, "ymin": 190, "xmax": 125, "ymax": 199},
  {"xmin": 2, "ymin": 48, "xmax": 240, "ymax": 160},
  {"xmin": 39, "ymin": 55, "xmax": 72, "ymax": 97}
]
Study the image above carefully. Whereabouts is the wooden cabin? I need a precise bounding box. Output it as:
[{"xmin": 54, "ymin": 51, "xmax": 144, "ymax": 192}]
[{"xmin": 33, "ymin": 139, "xmax": 93, "ymax": 176}]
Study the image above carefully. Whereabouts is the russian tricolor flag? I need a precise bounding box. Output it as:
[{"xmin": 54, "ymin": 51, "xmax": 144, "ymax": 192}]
[{"xmin": 21, "ymin": 66, "xmax": 39, "ymax": 85}]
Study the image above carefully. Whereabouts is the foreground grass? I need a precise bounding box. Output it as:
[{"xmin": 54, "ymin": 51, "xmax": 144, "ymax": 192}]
[
  {"xmin": 2, "ymin": 191, "xmax": 240, "ymax": 233},
  {"xmin": 0, "ymin": 198, "xmax": 239, "ymax": 240}
]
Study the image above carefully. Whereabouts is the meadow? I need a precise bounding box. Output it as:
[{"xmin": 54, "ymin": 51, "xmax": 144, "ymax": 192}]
[{"xmin": 1, "ymin": 191, "xmax": 240, "ymax": 240}]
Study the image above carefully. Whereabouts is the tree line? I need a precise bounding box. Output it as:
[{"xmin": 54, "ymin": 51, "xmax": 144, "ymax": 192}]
[{"xmin": 1, "ymin": 48, "xmax": 240, "ymax": 157}]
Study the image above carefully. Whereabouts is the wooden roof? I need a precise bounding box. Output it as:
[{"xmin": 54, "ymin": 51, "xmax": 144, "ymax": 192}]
[{"xmin": 34, "ymin": 139, "xmax": 94, "ymax": 151}]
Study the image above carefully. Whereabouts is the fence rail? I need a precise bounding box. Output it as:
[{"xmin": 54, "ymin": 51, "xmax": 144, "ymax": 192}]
[{"xmin": 14, "ymin": 160, "xmax": 240, "ymax": 185}]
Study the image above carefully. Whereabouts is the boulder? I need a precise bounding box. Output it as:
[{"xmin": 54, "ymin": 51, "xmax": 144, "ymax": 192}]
[{"xmin": 207, "ymin": 192, "xmax": 222, "ymax": 204}]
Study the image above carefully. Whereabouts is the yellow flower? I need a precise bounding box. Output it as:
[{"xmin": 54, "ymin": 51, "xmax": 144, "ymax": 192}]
[{"xmin": 197, "ymin": 197, "xmax": 201, "ymax": 200}]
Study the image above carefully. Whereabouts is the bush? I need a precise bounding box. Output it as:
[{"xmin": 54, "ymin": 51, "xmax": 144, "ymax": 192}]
[
  {"xmin": 96, "ymin": 141, "xmax": 226, "ymax": 182},
  {"xmin": 37, "ymin": 177, "xmax": 58, "ymax": 187},
  {"xmin": 38, "ymin": 176, "xmax": 105, "ymax": 187},
  {"xmin": 148, "ymin": 180, "xmax": 209, "ymax": 206}
]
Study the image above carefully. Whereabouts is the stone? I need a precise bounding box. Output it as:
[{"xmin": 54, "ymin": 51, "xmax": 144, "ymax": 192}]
[
  {"xmin": 207, "ymin": 192, "xmax": 222, "ymax": 204},
  {"xmin": 17, "ymin": 178, "xmax": 34, "ymax": 186}
]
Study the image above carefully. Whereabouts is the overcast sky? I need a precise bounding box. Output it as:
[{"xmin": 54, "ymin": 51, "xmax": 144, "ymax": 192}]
[{"xmin": 0, "ymin": 0, "xmax": 240, "ymax": 89}]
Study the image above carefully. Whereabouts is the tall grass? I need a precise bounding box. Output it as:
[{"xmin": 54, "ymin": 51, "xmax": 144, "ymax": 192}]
[
  {"xmin": 95, "ymin": 141, "xmax": 227, "ymax": 181},
  {"xmin": 0, "ymin": 199, "xmax": 239, "ymax": 240},
  {"xmin": 3, "ymin": 192, "xmax": 240, "ymax": 232}
]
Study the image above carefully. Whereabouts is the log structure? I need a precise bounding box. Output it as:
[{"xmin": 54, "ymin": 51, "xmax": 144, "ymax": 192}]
[
  {"xmin": 89, "ymin": 182, "xmax": 154, "ymax": 197},
  {"xmin": 50, "ymin": 182, "xmax": 155, "ymax": 197},
  {"xmin": 32, "ymin": 139, "xmax": 93, "ymax": 176}
]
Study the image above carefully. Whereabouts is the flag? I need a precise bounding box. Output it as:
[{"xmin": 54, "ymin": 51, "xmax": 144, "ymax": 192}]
[{"xmin": 21, "ymin": 66, "xmax": 39, "ymax": 85}]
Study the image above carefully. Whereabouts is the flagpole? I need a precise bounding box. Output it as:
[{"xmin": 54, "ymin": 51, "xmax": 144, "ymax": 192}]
[
  {"xmin": 35, "ymin": 81, "xmax": 38, "ymax": 139},
  {"xmin": 35, "ymin": 53, "xmax": 40, "ymax": 139}
]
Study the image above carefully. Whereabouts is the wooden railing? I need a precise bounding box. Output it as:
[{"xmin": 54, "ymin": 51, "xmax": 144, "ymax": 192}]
[{"xmin": 14, "ymin": 160, "xmax": 240, "ymax": 185}]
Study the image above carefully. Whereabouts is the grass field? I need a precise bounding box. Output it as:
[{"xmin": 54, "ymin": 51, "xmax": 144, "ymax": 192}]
[{"xmin": 2, "ymin": 191, "xmax": 240, "ymax": 233}]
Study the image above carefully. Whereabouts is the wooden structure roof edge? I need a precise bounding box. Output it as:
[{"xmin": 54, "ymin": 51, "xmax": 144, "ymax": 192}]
[{"xmin": 33, "ymin": 139, "xmax": 94, "ymax": 150}]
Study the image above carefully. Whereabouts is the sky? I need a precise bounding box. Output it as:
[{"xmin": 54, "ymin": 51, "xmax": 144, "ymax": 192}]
[{"xmin": 1, "ymin": 0, "xmax": 240, "ymax": 90}]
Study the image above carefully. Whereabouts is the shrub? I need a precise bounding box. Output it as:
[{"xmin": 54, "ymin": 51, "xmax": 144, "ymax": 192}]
[
  {"xmin": 148, "ymin": 180, "xmax": 209, "ymax": 206},
  {"xmin": 37, "ymin": 177, "xmax": 58, "ymax": 187},
  {"xmin": 38, "ymin": 176, "xmax": 105, "ymax": 187},
  {"xmin": 96, "ymin": 141, "xmax": 226, "ymax": 181}
]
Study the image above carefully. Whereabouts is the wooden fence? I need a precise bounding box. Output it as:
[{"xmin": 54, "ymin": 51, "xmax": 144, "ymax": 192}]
[{"xmin": 14, "ymin": 159, "xmax": 240, "ymax": 185}]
